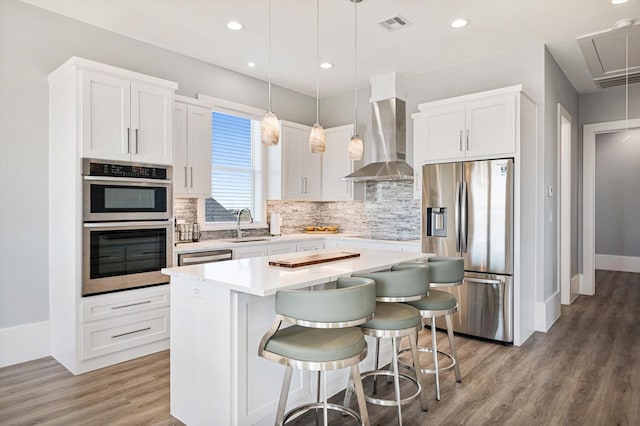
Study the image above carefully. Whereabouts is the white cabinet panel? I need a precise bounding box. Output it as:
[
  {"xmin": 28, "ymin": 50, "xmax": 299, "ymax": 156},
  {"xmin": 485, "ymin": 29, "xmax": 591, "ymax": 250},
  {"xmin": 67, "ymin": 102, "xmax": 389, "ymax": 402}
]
[
  {"xmin": 268, "ymin": 242, "xmax": 297, "ymax": 255},
  {"xmin": 81, "ymin": 71, "xmax": 131, "ymax": 162},
  {"xmin": 281, "ymin": 122, "xmax": 322, "ymax": 200},
  {"xmin": 233, "ymin": 246, "xmax": 269, "ymax": 259},
  {"xmin": 322, "ymin": 125, "xmax": 354, "ymax": 200},
  {"xmin": 81, "ymin": 285, "xmax": 169, "ymax": 322},
  {"xmin": 422, "ymin": 103, "xmax": 466, "ymax": 161},
  {"xmin": 174, "ymin": 99, "xmax": 212, "ymax": 197},
  {"xmin": 296, "ymin": 240, "xmax": 324, "ymax": 252},
  {"xmin": 131, "ymin": 82, "xmax": 173, "ymax": 164},
  {"xmin": 466, "ymin": 94, "xmax": 516, "ymax": 157},
  {"xmin": 80, "ymin": 308, "xmax": 170, "ymax": 360}
]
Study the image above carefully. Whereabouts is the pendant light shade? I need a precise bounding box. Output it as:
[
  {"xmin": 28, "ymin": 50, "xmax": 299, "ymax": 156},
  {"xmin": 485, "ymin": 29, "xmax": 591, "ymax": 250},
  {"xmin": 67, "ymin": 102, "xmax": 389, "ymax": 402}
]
[
  {"xmin": 261, "ymin": 111, "xmax": 279, "ymax": 146},
  {"xmin": 349, "ymin": 134, "xmax": 363, "ymax": 160},
  {"xmin": 261, "ymin": 0, "xmax": 279, "ymax": 146},
  {"xmin": 309, "ymin": 0, "xmax": 326, "ymax": 153},
  {"xmin": 349, "ymin": 0, "xmax": 363, "ymax": 160}
]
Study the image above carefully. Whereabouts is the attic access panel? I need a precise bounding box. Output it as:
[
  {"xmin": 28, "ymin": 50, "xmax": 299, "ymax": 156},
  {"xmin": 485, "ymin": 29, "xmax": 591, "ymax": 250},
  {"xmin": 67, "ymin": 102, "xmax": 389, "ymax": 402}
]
[{"xmin": 578, "ymin": 23, "xmax": 640, "ymax": 88}]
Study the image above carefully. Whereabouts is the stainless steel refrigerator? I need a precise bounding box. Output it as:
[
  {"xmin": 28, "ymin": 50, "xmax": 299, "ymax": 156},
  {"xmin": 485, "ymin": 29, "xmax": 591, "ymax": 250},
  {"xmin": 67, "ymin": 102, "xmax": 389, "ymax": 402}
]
[{"xmin": 422, "ymin": 159, "xmax": 513, "ymax": 343}]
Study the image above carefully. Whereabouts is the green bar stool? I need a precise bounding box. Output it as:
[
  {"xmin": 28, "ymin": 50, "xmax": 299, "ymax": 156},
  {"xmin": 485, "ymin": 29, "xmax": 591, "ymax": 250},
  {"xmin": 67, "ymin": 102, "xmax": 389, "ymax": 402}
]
[
  {"xmin": 343, "ymin": 267, "xmax": 430, "ymax": 425},
  {"xmin": 258, "ymin": 277, "xmax": 376, "ymax": 426},
  {"xmin": 392, "ymin": 257, "xmax": 464, "ymax": 401}
]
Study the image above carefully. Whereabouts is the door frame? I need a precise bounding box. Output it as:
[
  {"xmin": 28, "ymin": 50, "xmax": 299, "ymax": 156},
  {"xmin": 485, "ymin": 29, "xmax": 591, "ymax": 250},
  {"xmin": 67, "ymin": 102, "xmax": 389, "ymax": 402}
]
[
  {"xmin": 557, "ymin": 104, "xmax": 574, "ymax": 305},
  {"xmin": 582, "ymin": 117, "xmax": 640, "ymax": 295}
]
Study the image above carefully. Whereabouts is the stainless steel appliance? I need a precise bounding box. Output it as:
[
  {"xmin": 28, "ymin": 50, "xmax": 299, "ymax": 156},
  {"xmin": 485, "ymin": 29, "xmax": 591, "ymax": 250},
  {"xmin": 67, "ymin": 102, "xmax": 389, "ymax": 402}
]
[
  {"xmin": 83, "ymin": 159, "xmax": 172, "ymax": 222},
  {"xmin": 177, "ymin": 249, "xmax": 233, "ymax": 266},
  {"xmin": 422, "ymin": 159, "xmax": 514, "ymax": 343},
  {"xmin": 82, "ymin": 159, "xmax": 173, "ymax": 296}
]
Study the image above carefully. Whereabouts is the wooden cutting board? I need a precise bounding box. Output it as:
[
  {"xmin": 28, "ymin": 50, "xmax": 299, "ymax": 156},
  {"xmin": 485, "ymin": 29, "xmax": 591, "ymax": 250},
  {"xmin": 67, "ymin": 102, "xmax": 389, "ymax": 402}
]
[{"xmin": 269, "ymin": 251, "xmax": 360, "ymax": 268}]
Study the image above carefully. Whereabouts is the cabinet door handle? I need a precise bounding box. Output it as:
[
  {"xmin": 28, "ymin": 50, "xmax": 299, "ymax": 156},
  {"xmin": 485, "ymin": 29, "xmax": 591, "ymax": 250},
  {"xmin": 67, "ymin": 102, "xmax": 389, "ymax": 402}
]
[
  {"xmin": 135, "ymin": 129, "xmax": 139, "ymax": 154},
  {"xmin": 459, "ymin": 130, "xmax": 463, "ymax": 152},
  {"xmin": 304, "ymin": 177, "xmax": 308, "ymax": 194},
  {"xmin": 111, "ymin": 327, "xmax": 151, "ymax": 339},
  {"xmin": 300, "ymin": 177, "xmax": 304, "ymax": 194},
  {"xmin": 190, "ymin": 167, "xmax": 193, "ymax": 188},
  {"xmin": 127, "ymin": 128, "xmax": 131, "ymax": 153},
  {"xmin": 111, "ymin": 300, "xmax": 152, "ymax": 310},
  {"xmin": 184, "ymin": 167, "xmax": 188, "ymax": 188},
  {"xmin": 466, "ymin": 129, "xmax": 470, "ymax": 151}
]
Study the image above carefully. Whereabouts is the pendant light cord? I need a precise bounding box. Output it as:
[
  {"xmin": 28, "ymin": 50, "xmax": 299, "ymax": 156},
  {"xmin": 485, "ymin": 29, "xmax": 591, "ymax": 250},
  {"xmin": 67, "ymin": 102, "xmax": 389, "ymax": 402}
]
[
  {"xmin": 354, "ymin": 0, "xmax": 358, "ymax": 130},
  {"xmin": 268, "ymin": 0, "xmax": 272, "ymax": 112},
  {"xmin": 316, "ymin": 0, "xmax": 320, "ymax": 124},
  {"xmin": 625, "ymin": 30, "xmax": 629, "ymax": 140}
]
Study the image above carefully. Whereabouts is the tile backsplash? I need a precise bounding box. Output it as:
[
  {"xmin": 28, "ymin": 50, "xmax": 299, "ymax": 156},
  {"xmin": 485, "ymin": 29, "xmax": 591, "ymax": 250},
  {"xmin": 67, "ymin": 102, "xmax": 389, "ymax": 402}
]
[{"xmin": 175, "ymin": 181, "xmax": 420, "ymax": 242}]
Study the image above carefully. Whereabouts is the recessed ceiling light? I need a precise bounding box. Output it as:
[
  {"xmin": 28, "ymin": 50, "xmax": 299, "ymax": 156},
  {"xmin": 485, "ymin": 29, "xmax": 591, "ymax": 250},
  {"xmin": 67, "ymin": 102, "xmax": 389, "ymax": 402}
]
[
  {"xmin": 451, "ymin": 18, "xmax": 468, "ymax": 29},
  {"xmin": 320, "ymin": 62, "xmax": 333, "ymax": 69},
  {"xmin": 248, "ymin": 62, "xmax": 256, "ymax": 68},
  {"xmin": 611, "ymin": 0, "xmax": 628, "ymax": 4},
  {"xmin": 227, "ymin": 21, "xmax": 243, "ymax": 30}
]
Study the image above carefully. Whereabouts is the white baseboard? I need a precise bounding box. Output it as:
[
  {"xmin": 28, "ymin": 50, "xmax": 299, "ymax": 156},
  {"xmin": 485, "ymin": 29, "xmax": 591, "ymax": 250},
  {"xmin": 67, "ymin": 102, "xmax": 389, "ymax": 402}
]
[
  {"xmin": 0, "ymin": 321, "xmax": 51, "ymax": 368},
  {"xmin": 595, "ymin": 255, "xmax": 640, "ymax": 273},
  {"xmin": 534, "ymin": 291, "xmax": 561, "ymax": 332}
]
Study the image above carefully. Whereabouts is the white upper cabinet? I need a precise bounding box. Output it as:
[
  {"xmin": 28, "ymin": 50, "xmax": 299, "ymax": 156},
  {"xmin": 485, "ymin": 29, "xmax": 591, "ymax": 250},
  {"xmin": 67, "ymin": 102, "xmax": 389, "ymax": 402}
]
[
  {"xmin": 73, "ymin": 59, "xmax": 177, "ymax": 165},
  {"xmin": 412, "ymin": 85, "xmax": 522, "ymax": 199},
  {"xmin": 321, "ymin": 124, "xmax": 355, "ymax": 201},
  {"xmin": 174, "ymin": 97, "xmax": 212, "ymax": 197},
  {"xmin": 280, "ymin": 121, "xmax": 322, "ymax": 200}
]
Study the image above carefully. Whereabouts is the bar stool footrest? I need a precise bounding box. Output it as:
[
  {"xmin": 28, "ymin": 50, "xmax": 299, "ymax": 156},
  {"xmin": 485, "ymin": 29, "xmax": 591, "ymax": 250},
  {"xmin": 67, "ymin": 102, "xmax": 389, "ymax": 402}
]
[
  {"xmin": 359, "ymin": 370, "xmax": 422, "ymax": 407},
  {"xmin": 284, "ymin": 402, "xmax": 363, "ymax": 425},
  {"xmin": 398, "ymin": 347, "xmax": 457, "ymax": 375}
]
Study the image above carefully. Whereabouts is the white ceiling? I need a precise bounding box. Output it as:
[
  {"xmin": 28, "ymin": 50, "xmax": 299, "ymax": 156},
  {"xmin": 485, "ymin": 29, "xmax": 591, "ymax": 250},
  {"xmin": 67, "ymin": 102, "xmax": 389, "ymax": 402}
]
[{"xmin": 21, "ymin": 0, "xmax": 640, "ymax": 97}]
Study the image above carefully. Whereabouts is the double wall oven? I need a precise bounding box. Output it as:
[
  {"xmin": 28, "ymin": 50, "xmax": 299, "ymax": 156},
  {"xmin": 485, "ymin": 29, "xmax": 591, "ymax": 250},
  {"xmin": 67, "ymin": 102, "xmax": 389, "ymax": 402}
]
[{"xmin": 82, "ymin": 159, "xmax": 173, "ymax": 296}]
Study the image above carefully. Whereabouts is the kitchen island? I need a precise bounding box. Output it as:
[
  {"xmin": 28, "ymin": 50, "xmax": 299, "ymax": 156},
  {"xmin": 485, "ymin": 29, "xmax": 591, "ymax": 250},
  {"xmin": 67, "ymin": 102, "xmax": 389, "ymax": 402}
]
[{"xmin": 162, "ymin": 249, "xmax": 428, "ymax": 426}]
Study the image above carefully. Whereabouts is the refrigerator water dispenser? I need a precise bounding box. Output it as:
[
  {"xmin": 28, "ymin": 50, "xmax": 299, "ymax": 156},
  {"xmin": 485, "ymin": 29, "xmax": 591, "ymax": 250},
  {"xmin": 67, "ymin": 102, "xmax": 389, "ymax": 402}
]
[{"xmin": 425, "ymin": 207, "xmax": 447, "ymax": 237}]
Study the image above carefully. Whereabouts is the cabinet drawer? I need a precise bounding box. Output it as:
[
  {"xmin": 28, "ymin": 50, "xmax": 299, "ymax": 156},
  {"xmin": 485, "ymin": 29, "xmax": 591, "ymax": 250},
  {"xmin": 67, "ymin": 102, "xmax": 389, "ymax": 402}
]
[
  {"xmin": 296, "ymin": 240, "xmax": 324, "ymax": 252},
  {"xmin": 81, "ymin": 285, "xmax": 169, "ymax": 322},
  {"xmin": 80, "ymin": 308, "xmax": 170, "ymax": 360}
]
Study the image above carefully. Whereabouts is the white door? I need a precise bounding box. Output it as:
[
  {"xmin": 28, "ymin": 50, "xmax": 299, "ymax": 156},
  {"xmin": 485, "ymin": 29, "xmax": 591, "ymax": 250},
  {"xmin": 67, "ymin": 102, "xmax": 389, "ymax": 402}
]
[
  {"xmin": 465, "ymin": 93, "xmax": 516, "ymax": 157},
  {"xmin": 131, "ymin": 82, "xmax": 173, "ymax": 165},
  {"xmin": 81, "ymin": 71, "xmax": 131, "ymax": 161},
  {"xmin": 322, "ymin": 125, "xmax": 353, "ymax": 200},
  {"xmin": 422, "ymin": 103, "xmax": 466, "ymax": 161},
  {"xmin": 187, "ymin": 104, "xmax": 212, "ymax": 196}
]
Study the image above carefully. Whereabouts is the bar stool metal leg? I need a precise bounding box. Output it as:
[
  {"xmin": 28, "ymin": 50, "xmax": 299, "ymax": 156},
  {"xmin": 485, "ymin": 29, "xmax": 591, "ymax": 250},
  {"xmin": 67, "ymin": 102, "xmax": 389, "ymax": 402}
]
[
  {"xmin": 445, "ymin": 314, "xmax": 462, "ymax": 383},
  {"xmin": 431, "ymin": 319, "xmax": 441, "ymax": 400},
  {"xmin": 276, "ymin": 367, "xmax": 294, "ymax": 426},
  {"xmin": 391, "ymin": 337, "xmax": 403, "ymax": 425},
  {"xmin": 408, "ymin": 332, "xmax": 429, "ymax": 411},
  {"xmin": 351, "ymin": 364, "xmax": 370, "ymax": 426}
]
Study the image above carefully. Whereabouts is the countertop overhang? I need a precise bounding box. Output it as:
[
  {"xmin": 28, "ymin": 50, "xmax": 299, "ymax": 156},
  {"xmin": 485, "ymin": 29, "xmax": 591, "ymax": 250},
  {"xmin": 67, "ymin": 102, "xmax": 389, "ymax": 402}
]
[{"xmin": 162, "ymin": 248, "xmax": 428, "ymax": 297}]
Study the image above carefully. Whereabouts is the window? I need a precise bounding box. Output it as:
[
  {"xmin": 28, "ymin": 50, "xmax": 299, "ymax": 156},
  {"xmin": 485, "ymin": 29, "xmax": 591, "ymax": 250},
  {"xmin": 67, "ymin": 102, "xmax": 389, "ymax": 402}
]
[{"xmin": 200, "ymin": 102, "xmax": 265, "ymax": 228}]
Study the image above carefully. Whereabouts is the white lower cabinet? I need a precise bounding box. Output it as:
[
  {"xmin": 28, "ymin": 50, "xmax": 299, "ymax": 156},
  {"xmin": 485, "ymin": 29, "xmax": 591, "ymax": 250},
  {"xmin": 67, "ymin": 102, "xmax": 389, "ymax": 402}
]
[
  {"xmin": 81, "ymin": 308, "xmax": 170, "ymax": 360},
  {"xmin": 233, "ymin": 245, "xmax": 269, "ymax": 259},
  {"xmin": 296, "ymin": 240, "xmax": 324, "ymax": 252},
  {"xmin": 268, "ymin": 242, "xmax": 297, "ymax": 255}
]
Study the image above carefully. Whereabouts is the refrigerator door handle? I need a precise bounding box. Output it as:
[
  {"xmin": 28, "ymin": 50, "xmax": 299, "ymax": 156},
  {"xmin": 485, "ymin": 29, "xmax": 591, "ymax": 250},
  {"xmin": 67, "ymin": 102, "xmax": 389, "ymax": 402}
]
[
  {"xmin": 455, "ymin": 181, "xmax": 461, "ymax": 253},
  {"xmin": 461, "ymin": 181, "xmax": 468, "ymax": 253},
  {"xmin": 463, "ymin": 277, "xmax": 502, "ymax": 285}
]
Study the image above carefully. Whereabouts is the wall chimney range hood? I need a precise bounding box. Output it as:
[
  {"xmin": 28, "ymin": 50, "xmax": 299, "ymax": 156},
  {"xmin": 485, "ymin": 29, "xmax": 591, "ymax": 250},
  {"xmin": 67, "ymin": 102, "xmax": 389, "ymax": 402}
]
[{"xmin": 343, "ymin": 73, "xmax": 414, "ymax": 182}]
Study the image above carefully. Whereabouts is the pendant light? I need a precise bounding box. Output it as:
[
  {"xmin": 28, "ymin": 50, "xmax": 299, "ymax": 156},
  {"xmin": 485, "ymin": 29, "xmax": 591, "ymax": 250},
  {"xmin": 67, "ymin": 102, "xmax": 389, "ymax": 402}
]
[
  {"xmin": 309, "ymin": 0, "xmax": 326, "ymax": 153},
  {"xmin": 348, "ymin": 0, "xmax": 363, "ymax": 161},
  {"xmin": 261, "ymin": 0, "xmax": 279, "ymax": 146}
]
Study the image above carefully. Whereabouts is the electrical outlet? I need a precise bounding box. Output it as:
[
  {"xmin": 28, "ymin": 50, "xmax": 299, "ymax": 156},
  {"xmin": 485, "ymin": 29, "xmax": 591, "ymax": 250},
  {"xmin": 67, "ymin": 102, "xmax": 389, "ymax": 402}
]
[{"xmin": 192, "ymin": 286, "xmax": 203, "ymax": 299}]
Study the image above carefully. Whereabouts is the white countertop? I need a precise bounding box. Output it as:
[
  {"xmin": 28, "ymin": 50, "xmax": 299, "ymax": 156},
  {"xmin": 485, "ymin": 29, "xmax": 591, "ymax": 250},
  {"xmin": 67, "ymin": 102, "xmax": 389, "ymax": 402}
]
[
  {"xmin": 162, "ymin": 248, "xmax": 428, "ymax": 297},
  {"xmin": 173, "ymin": 233, "xmax": 420, "ymax": 253}
]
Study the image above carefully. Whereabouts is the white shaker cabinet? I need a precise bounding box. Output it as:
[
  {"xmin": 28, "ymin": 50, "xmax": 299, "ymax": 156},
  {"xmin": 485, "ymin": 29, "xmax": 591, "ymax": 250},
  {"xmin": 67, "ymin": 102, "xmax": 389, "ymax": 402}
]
[
  {"xmin": 321, "ymin": 125, "xmax": 355, "ymax": 201},
  {"xmin": 412, "ymin": 86, "xmax": 520, "ymax": 199},
  {"xmin": 174, "ymin": 97, "xmax": 212, "ymax": 197},
  {"xmin": 282, "ymin": 121, "xmax": 322, "ymax": 200},
  {"xmin": 77, "ymin": 61, "xmax": 176, "ymax": 165}
]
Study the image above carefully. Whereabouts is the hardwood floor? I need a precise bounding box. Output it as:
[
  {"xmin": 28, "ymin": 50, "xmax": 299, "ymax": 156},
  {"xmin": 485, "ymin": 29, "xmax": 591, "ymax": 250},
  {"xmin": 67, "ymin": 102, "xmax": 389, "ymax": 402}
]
[{"xmin": 1, "ymin": 270, "xmax": 638, "ymax": 425}]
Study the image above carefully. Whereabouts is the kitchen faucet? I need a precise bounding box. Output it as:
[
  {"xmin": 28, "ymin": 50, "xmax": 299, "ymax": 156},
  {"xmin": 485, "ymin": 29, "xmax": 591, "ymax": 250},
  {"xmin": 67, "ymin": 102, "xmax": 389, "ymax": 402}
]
[{"xmin": 236, "ymin": 208, "xmax": 253, "ymax": 239}]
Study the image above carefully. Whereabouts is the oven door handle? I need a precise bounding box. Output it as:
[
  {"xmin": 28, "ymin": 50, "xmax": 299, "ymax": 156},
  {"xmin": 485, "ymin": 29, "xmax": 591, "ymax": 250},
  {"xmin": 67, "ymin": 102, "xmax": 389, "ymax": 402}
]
[{"xmin": 83, "ymin": 220, "xmax": 173, "ymax": 228}]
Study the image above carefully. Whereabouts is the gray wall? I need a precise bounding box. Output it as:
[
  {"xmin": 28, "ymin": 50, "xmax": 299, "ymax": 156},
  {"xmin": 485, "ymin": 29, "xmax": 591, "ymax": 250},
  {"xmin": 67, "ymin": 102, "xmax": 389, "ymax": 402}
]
[
  {"xmin": 0, "ymin": 0, "xmax": 316, "ymax": 329},
  {"xmin": 595, "ymin": 129, "xmax": 640, "ymax": 257},
  {"xmin": 543, "ymin": 47, "xmax": 579, "ymax": 299},
  {"xmin": 577, "ymin": 82, "xmax": 640, "ymax": 272}
]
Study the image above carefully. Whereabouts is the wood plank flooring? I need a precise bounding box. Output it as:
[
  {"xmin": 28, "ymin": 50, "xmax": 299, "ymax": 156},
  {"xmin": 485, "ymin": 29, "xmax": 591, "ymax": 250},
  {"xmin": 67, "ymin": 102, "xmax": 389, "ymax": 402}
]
[{"xmin": 1, "ymin": 270, "xmax": 638, "ymax": 425}]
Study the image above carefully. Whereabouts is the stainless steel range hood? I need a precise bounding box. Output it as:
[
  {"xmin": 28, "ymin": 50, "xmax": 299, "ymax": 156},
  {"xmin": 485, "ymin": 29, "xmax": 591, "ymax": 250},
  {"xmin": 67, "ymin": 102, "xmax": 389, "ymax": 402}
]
[{"xmin": 343, "ymin": 97, "xmax": 414, "ymax": 182}]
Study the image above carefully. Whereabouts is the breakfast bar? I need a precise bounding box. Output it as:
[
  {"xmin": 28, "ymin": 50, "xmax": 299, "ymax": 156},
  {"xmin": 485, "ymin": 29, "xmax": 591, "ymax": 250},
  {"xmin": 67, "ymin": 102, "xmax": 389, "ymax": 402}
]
[{"xmin": 162, "ymin": 249, "xmax": 428, "ymax": 426}]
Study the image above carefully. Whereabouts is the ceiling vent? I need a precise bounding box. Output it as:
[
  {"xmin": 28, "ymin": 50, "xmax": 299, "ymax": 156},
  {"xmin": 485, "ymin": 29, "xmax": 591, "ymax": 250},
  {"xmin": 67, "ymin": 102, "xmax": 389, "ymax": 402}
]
[
  {"xmin": 578, "ymin": 22, "xmax": 640, "ymax": 89},
  {"xmin": 378, "ymin": 15, "xmax": 411, "ymax": 32}
]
